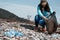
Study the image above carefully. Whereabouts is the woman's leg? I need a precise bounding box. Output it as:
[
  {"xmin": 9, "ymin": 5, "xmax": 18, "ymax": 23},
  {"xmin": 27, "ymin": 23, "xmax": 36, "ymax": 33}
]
[
  {"xmin": 34, "ymin": 15, "xmax": 39, "ymax": 31},
  {"xmin": 39, "ymin": 19, "xmax": 46, "ymax": 32},
  {"xmin": 35, "ymin": 15, "xmax": 39, "ymax": 27},
  {"xmin": 34, "ymin": 15, "xmax": 46, "ymax": 32},
  {"xmin": 39, "ymin": 19, "xmax": 45, "ymax": 27}
]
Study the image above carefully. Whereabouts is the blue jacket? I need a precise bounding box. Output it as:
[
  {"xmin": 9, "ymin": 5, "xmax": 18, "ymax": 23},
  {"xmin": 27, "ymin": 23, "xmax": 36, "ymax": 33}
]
[{"xmin": 37, "ymin": 5, "xmax": 54, "ymax": 18}]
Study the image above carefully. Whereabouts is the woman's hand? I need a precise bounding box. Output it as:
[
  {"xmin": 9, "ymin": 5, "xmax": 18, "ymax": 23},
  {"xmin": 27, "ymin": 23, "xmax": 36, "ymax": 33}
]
[
  {"xmin": 44, "ymin": 18, "xmax": 48, "ymax": 23},
  {"xmin": 42, "ymin": 16, "xmax": 48, "ymax": 23}
]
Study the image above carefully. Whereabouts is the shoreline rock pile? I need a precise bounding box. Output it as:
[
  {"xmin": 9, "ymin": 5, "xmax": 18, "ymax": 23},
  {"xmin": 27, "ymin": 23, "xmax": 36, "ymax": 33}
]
[{"xmin": 0, "ymin": 21, "xmax": 60, "ymax": 40}]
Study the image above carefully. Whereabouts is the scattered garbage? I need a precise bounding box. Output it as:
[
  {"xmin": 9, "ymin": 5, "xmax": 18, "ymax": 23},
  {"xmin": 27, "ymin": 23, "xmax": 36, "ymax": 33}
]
[
  {"xmin": 4, "ymin": 29, "xmax": 23, "ymax": 38},
  {"xmin": 51, "ymin": 33, "xmax": 60, "ymax": 38}
]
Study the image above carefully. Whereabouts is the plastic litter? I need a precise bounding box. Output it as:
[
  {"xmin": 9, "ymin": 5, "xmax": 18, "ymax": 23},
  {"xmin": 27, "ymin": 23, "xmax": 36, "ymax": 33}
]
[
  {"xmin": 51, "ymin": 33, "xmax": 60, "ymax": 38},
  {"xmin": 4, "ymin": 29, "xmax": 23, "ymax": 38}
]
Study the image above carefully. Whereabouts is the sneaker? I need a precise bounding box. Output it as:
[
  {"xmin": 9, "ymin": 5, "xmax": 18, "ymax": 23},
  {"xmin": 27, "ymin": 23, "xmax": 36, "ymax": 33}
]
[
  {"xmin": 42, "ymin": 27, "xmax": 46, "ymax": 32},
  {"xmin": 34, "ymin": 27, "xmax": 38, "ymax": 32}
]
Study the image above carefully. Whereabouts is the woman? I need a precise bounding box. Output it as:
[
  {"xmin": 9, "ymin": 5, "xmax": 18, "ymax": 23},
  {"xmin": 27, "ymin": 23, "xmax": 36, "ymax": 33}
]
[{"xmin": 34, "ymin": 0, "xmax": 55, "ymax": 32}]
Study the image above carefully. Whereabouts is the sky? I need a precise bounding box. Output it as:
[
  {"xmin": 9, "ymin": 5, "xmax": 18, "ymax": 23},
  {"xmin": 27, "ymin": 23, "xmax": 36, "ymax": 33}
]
[{"xmin": 0, "ymin": 0, "xmax": 60, "ymax": 23}]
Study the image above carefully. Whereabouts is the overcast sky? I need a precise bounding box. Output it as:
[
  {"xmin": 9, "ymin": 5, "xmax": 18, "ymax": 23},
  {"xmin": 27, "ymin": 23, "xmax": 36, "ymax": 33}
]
[{"xmin": 0, "ymin": 0, "xmax": 60, "ymax": 23}]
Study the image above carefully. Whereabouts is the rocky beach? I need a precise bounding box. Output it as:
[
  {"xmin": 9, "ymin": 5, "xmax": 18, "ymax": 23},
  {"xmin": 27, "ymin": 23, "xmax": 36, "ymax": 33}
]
[{"xmin": 0, "ymin": 19, "xmax": 60, "ymax": 40}]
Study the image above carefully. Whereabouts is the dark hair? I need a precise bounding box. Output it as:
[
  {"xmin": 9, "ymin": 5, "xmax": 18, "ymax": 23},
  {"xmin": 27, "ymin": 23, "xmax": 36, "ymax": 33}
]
[{"xmin": 38, "ymin": 1, "xmax": 50, "ymax": 12}]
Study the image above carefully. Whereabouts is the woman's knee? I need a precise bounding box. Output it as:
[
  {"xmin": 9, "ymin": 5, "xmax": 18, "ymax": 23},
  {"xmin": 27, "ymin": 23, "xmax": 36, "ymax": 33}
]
[
  {"xmin": 39, "ymin": 20, "xmax": 45, "ymax": 26},
  {"xmin": 35, "ymin": 15, "xmax": 39, "ymax": 21}
]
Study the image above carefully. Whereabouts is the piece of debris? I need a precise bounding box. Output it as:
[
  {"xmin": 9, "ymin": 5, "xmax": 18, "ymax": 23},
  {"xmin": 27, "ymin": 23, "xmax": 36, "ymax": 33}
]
[{"xmin": 4, "ymin": 29, "xmax": 24, "ymax": 38}]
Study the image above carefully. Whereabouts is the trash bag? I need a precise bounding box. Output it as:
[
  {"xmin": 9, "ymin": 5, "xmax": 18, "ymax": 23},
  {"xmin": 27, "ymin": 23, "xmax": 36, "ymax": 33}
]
[
  {"xmin": 46, "ymin": 12, "xmax": 58, "ymax": 34},
  {"xmin": 4, "ymin": 29, "xmax": 23, "ymax": 38}
]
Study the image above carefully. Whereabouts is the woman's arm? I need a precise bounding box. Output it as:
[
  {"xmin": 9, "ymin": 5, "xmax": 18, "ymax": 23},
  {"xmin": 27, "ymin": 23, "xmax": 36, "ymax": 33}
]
[
  {"xmin": 37, "ymin": 6, "xmax": 48, "ymax": 20},
  {"xmin": 37, "ymin": 6, "xmax": 44, "ymax": 17}
]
